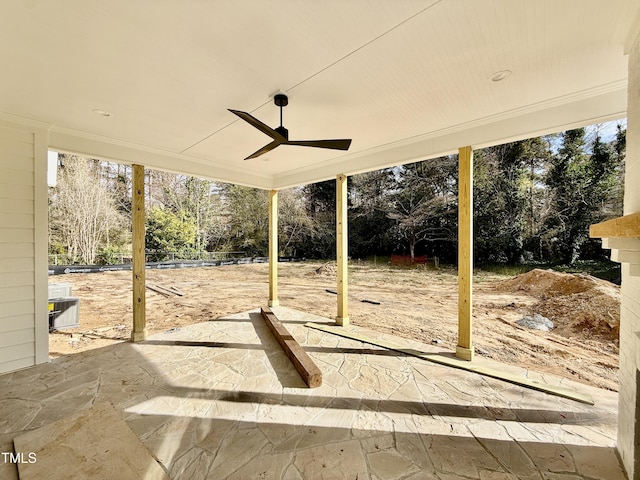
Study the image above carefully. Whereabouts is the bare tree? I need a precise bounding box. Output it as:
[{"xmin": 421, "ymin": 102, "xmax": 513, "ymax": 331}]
[
  {"xmin": 387, "ymin": 158, "xmax": 457, "ymax": 262},
  {"xmin": 278, "ymin": 187, "xmax": 316, "ymax": 256},
  {"xmin": 49, "ymin": 155, "xmax": 125, "ymax": 264}
]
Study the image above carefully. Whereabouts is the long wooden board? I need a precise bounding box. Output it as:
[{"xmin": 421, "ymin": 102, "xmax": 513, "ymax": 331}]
[
  {"xmin": 146, "ymin": 284, "xmax": 184, "ymax": 297},
  {"xmin": 146, "ymin": 284, "xmax": 171, "ymax": 297},
  {"xmin": 305, "ymin": 322, "xmax": 594, "ymax": 405},
  {"xmin": 262, "ymin": 307, "xmax": 322, "ymax": 388}
]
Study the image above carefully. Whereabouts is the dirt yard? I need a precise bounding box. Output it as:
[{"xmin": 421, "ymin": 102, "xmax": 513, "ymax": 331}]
[{"xmin": 48, "ymin": 261, "xmax": 620, "ymax": 391}]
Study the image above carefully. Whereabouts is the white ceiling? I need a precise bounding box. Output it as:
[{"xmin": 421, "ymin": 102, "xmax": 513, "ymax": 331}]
[{"xmin": 1, "ymin": 1, "xmax": 638, "ymax": 189}]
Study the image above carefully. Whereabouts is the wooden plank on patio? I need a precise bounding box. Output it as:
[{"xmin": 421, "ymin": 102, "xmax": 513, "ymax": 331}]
[{"xmin": 261, "ymin": 306, "xmax": 322, "ymax": 388}]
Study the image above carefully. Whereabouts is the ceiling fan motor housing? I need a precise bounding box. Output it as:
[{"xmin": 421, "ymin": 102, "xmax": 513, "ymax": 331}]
[
  {"xmin": 275, "ymin": 125, "xmax": 289, "ymax": 140},
  {"xmin": 274, "ymin": 94, "xmax": 288, "ymax": 107}
]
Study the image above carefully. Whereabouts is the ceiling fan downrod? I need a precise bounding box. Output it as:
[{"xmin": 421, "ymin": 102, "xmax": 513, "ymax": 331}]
[{"xmin": 274, "ymin": 94, "xmax": 288, "ymax": 140}]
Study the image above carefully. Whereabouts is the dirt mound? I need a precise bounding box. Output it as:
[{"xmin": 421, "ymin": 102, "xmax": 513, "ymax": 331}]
[
  {"xmin": 501, "ymin": 268, "xmax": 604, "ymax": 296},
  {"xmin": 538, "ymin": 290, "xmax": 620, "ymax": 342},
  {"xmin": 500, "ymin": 269, "xmax": 620, "ymax": 343}
]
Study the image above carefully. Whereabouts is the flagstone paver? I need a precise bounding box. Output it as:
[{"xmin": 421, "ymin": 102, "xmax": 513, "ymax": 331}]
[{"xmin": 0, "ymin": 306, "xmax": 625, "ymax": 479}]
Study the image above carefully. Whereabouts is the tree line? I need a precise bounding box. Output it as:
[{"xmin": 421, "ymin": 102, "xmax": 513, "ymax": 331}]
[{"xmin": 48, "ymin": 125, "xmax": 625, "ymax": 266}]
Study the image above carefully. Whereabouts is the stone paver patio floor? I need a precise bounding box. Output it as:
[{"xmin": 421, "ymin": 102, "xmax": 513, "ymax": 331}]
[{"xmin": 0, "ymin": 307, "xmax": 625, "ymax": 479}]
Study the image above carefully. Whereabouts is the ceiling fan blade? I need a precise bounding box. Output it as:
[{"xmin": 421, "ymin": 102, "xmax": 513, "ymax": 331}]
[
  {"xmin": 244, "ymin": 139, "xmax": 282, "ymax": 160},
  {"xmin": 286, "ymin": 139, "xmax": 352, "ymax": 151},
  {"xmin": 228, "ymin": 109, "xmax": 286, "ymax": 141}
]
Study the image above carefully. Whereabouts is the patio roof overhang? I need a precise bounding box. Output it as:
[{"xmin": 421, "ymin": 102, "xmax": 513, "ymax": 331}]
[{"xmin": 1, "ymin": 0, "xmax": 638, "ymax": 189}]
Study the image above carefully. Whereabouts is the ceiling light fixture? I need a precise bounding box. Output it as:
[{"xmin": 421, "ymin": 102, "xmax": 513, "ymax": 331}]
[
  {"xmin": 491, "ymin": 70, "xmax": 512, "ymax": 82},
  {"xmin": 92, "ymin": 108, "xmax": 111, "ymax": 117}
]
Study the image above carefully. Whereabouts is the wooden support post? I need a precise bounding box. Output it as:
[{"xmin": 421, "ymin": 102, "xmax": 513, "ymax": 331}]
[
  {"xmin": 457, "ymin": 146, "xmax": 474, "ymax": 361},
  {"xmin": 269, "ymin": 189, "xmax": 279, "ymax": 307},
  {"xmin": 336, "ymin": 174, "xmax": 349, "ymax": 326},
  {"xmin": 131, "ymin": 164, "xmax": 147, "ymax": 342}
]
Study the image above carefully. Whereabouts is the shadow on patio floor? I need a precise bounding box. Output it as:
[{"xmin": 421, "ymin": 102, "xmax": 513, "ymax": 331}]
[{"xmin": 0, "ymin": 306, "xmax": 624, "ymax": 479}]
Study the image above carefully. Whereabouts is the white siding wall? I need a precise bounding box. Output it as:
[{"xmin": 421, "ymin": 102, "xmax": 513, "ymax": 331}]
[
  {"xmin": 617, "ymin": 33, "xmax": 640, "ymax": 477},
  {"xmin": 0, "ymin": 123, "xmax": 48, "ymax": 374}
]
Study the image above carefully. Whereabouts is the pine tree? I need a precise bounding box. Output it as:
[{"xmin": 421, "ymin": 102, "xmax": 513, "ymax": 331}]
[
  {"xmin": 544, "ymin": 127, "xmax": 624, "ymax": 264},
  {"xmin": 474, "ymin": 139, "xmax": 551, "ymax": 264}
]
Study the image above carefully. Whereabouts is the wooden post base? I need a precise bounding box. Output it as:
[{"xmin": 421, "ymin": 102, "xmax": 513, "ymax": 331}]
[
  {"xmin": 268, "ymin": 299, "xmax": 280, "ymax": 307},
  {"xmin": 456, "ymin": 345, "xmax": 474, "ymax": 361},
  {"xmin": 335, "ymin": 316, "xmax": 350, "ymax": 326},
  {"xmin": 131, "ymin": 329, "xmax": 148, "ymax": 343}
]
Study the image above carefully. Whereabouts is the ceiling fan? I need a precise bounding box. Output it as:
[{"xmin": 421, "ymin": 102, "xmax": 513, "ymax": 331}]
[{"xmin": 229, "ymin": 94, "xmax": 352, "ymax": 160}]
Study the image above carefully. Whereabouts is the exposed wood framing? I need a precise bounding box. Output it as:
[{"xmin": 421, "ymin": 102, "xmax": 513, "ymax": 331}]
[
  {"xmin": 269, "ymin": 189, "xmax": 279, "ymax": 307},
  {"xmin": 589, "ymin": 212, "xmax": 640, "ymax": 238},
  {"xmin": 336, "ymin": 174, "xmax": 349, "ymax": 326},
  {"xmin": 457, "ymin": 146, "xmax": 474, "ymax": 361},
  {"xmin": 131, "ymin": 164, "xmax": 147, "ymax": 342},
  {"xmin": 261, "ymin": 307, "xmax": 322, "ymax": 387}
]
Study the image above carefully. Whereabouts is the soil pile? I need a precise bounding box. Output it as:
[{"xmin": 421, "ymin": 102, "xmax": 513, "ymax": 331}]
[{"xmin": 501, "ymin": 269, "xmax": 620, "ymax": 344}]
